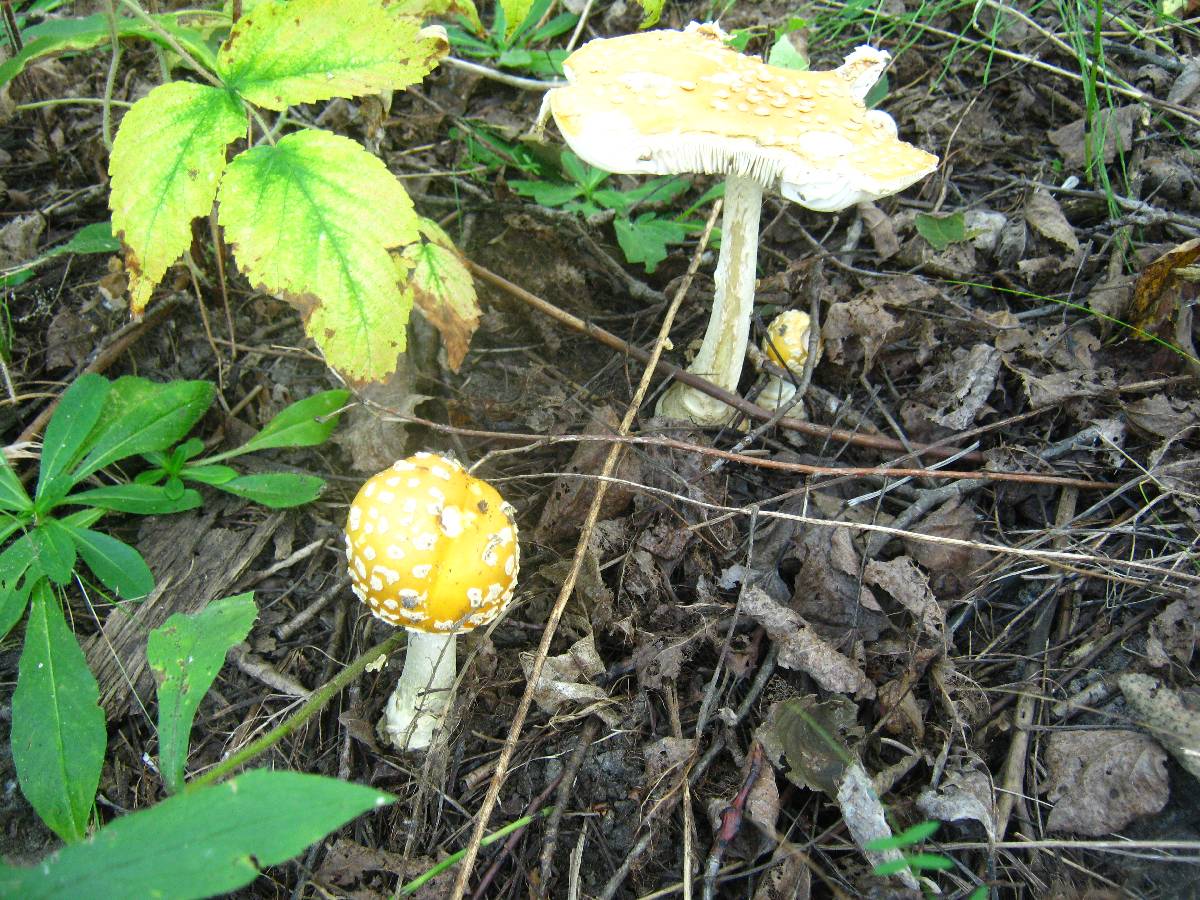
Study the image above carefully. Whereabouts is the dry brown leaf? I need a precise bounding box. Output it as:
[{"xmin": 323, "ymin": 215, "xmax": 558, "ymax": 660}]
[
  {"xmin": 858, "ymin": 201, "xmax": 900, "ymax": 260},
  {"xmin": 643, "ymin": 735, "xmax": 695, "ymax": 788},
  {"xmin": 876, "ymin": 678, "xmax": 925, "ymax": 741},
  {"xmin": 1047, "ymin": 105, "xmax": 1138, "ymax": 168},
  {"xmin": 520, "ymin": 633, "xmax": 620, "ymax": 726},
  {"xmin": 1024, "ymin": 188, "xmax": 1080, "ymax": 253},
  {"xmin": 1040, "ymin": 730, "xmax": 1169, "ymax": 835},
  {"xmin": 822, "ymin": 291, "xmax": 901, "ymax": 370},
  {"xmin": 1125, "ymin": 238, "xmax": 1200, "ymax": 340},
  {"xmin": 746, "ymin": 765, "xmax": 781, "ymax": 837},
  {"xmin": 789, "ymin": 525, "xmax": 885, "ymax": 641},
  {"xmin": 901, "ymin": 497, "xmax": 988, "ymax": 601},
  {"xmin": 864, "ymin": 555, "xmax": 945, "ymax": 639},
  {"xmin": 1146, "ymin": 591, "xmax": 1199, "ymax": 668},
  {"xmin": 45, "ymin": 308, "xmax": 95, "ymax": 370},
  {"xmin": 919, "ymin": 343, "xmax": 1000, "ymax": 430},
  {"xmin": 741, "ymin": 585, "xmax": 876, "ymax": 699},
  {"xmin": 1126, "ymin": 393, "xmax": 1200, "ymax": 440},
  {"xmin": 917, "ymin": 758, "xmax": 997, "ymax": 840},
  {"xmin": 1119, "ymin": 674, "xmax": 1200, "ymax": 781},
  {"xmin": 752, "ymin": 846, "xmax": 811, "ymax": 900},
  {"xmin": 536, "ymin": 406, "xmax": 640, "ymax": 541}
]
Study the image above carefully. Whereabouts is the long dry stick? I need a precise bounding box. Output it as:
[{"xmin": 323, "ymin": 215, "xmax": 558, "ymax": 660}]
[{"xmin": 447, "ymin": 201, "xmax": 725, "ymax": 899}]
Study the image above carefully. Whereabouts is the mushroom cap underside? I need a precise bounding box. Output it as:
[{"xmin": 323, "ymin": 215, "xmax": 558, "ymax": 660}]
[
  {"xmin": 345, "ymin": 453, "xmax": 519, "ymax": 634},
  {"xmin": 548, "ymin": 24, "xmax": 938, "ymax": 211}
]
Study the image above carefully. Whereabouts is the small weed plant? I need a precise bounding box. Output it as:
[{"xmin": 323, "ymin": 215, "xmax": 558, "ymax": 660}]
[
  {"xmin": 867, "ymin": 821, "xmax": 989, "ymax": 898},
  {"xmin": 0, "ymin": 593, "xmax": 397, "ymax": 897},
  {"xmin": 0, "ymin": 373, "xmax": 348, "ymax": 842}
]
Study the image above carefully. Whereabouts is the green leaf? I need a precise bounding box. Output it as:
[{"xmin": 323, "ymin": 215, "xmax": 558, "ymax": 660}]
[
  {"xmin": 60, "ymin": 524, "xmax": 154, "ymax": 600},
  {"xmin": 109, "ymin": 82, "xmax": 245, "ymax": 314},
  {"xmin": 217, "ymin": 0, "xmax": 447, "ymax": 110},
  {"xmin": 0, "ymin": 12, "xmax": 221, "ymax": 90},
  {"xmin": 214, "ymin": 473, "xmax": 324, "ymax": 508},
  {"xmin": 614, "ymin": 213, "xmax": 694, "ymax": 274},
  {"xmin": 0, "ymin": 769, "xmax": 393, "ymax": 899},
  {"xmin": 402, "ymin": 219, "xmax": 480, "ymax": 371},
  {"xmin": 915, "ymin": 210, "xmax": 967, "ymax": 252},
  {"xmin": 66, "ymin": 483, "xmax": 204, "ymax": 515},
  {"xmin": 218, "ymin": 130, "xmax": 420, "ymax": 382},
  {"xmin": 633, "ymin": 0, "xmax": 664, "ymax": 28},
  {"xmin": 0, "ymin": 455, "xmax": 33, "ymax": 513},
  {"xmin": 54, "ymin": 221, "xmax": 122, "ymax": 256},
  {"xmin": 767, "ymin": 33, "xmax": 808, "ymax": 70},
  {"xmin": 37, "ymin": 373, "xmax": 111, "ymax": 504},
  {"xmin": 508, "ymin": 180, "xmax": 586, "ymax": 207},
  {"xmin": 148, "ymin": 593, "xmax": 257, "ymax": 793},
  {"xmin": 179, "ymin": 464, "xmax": 239, "ymax": 486},
  {"xmin": 11, "ymin": 582, "xmax": 106, "ymax": 843},
  {"xmin": 0, "ymin": 531, "xmax": 38, "ymax": 585},
  {"xmin": 0, "ymin": 572, "xmax": 37, "ymax": 643},
  {"xmin": 30, "ymin": 522, "xmax": 77, "ymax": 585},
  {"xmin": 72, "ymin": 379, "xmax": 215, "ymax": 482},
  {"xmin": 219, "ymin": 389, "xmax": 350, "ymax": 459},
  {"xmin": 498, "ymin": 0, "xmax": 533, "ymax": 39}
]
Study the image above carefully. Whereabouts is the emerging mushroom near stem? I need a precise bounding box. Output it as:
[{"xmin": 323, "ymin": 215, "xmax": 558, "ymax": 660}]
[
  {"xmin": 758, "ymin": 309, "xmax": 815, "ymax": 412},
  {"xmin": 345, "ymin": 452, "xmax": 519, "ymax": 751},
  {"xmin": 546, "ymin": 23, "xmax": 939, "ymax": 426}
]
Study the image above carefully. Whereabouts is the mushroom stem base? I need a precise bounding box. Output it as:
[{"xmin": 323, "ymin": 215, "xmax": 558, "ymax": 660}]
[
  {"xmin": 379, "ymin": 630, "xmax": 456, "ymax": 752},
  {"xmin": 657, "ymin": 173, "xmax": 763, "ymax": 427}
]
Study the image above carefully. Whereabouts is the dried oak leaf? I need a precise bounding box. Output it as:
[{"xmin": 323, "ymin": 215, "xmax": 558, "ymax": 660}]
[
  {"xmin": 1125, "ymin": 238, "xmax": 1200, "ymax": 340},
  {"xmin": 864, "ymin": 555, "xmax": 945, "ymax": 640},
  {"xmin": 1024, "ymin": 188, "xmax": 1080, "ymax": 254},
  {"xmin": 1119, "ymin": 674, "xmax": 1200, "ymax": 781},
  {"xmin": 520, "ymin": 633, "xmax": 620, "ymax": 727},
  {"xmin": 1125, "ymin": 392, "xmax": 1200, "ymax": 440},
  {"xmin": 1040, "ymin": 729, "xmax": 1168, "ymax": 835},
  {"xmin": 789, "ymin": 525, "xmax": 885, "ymax": 642},
  {"xmin": 916, "ymin": 757, "xmax": 997, "ymax": 841},
  {"xmin": 742, "ymin": 585, "xmax": 875, "ymax": 699},
  {"xmin": 1047, "ymin": 105, "xmax": 1138, "ymax": 168},
  {"xmin": 900, "ymin": 497, "xmax": 989, "ymax": 601},
  {"xmin": 1146, "ymin": 591, "xmax": 1199, "ymax": 668}
]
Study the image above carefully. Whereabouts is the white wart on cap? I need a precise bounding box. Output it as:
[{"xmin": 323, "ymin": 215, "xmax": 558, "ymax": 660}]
[{"xmin": 548, "ymin": 22, "xmax": 938, "ymax": 211}]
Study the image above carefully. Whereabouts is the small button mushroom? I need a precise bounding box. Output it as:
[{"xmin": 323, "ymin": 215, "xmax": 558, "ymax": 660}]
[
  {"xmin": 758, "ymin": 309, "xmax": 815, "ymax": 413},
  {"xmin": 345, "ymin": 452, "xmax": 519, "ymax": 751}
]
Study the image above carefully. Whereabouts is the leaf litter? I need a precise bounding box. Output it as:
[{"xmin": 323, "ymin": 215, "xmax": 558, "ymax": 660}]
[{"xmin": 3, "ymin": 0, "xmax": 1200, "ymax": 897}]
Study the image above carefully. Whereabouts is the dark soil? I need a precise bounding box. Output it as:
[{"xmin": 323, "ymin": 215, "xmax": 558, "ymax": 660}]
[{"xmin": 2, "ymin": 1, "xmax": 1200, "ymax": 897}]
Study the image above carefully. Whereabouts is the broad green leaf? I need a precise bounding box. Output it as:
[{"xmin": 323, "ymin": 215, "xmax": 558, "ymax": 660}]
[
  {"xmin": 66, "ymin": 483, "xmax": 203, "ymax": 515},
  {"xmin": 217, "ymin": 0, "xmax": 447, "ymax": 110},
  {"xmin": 402, "ymin": 219, "xmax": 479, "ymax": 371},
  {"xmin": 0, "ymin": 12, "xmax": 221, "ymax": 89},
  {"xmin": 30, "ymin": 522, "xmax": 77, "ymax": 585},
  {"xmin": 498, "ymin": 0, "xmax": 533, "ymax": 39},
  {"xmin": 54, "ymin": 221, "xmax": 122, "ymax": 256},
  {"xmin": 214, "ymin": 473, "xmax": 324, "ymax": 508},
  {"xmin": 0, "ymin": 572, "xmax": 37, "ymax": 643},
  {"xmin": 0, "ymin": 769, "xmax": 393, "ymax": 899},
  {"xmin": 37, "ymin": 373, "xmax": 111, "ymax": 503},
  {"xmin": 148, "ymin": 593, "xmax": 257, "ymax": 793},
  {"xmin": 508, "ymin": 180, "xmax": 586, "ymax": 207},
  {"xmin": 60, "ymin": 524, "xmax": 154, "ymax": 600},
  {"xmin": 915, "ymin": 210, "xmax": 966, "ymax": 251},
  {"xmin": 614, "ymin": 213, "xmax": 695, "ymax": 274},
  {"xmin": 109, "ymin": 82, "xmax": 245, "ymax": 314},
  {"xmin": 0, "ymin": 532, "xmax": 38, "ymax": 584},
  {"xmin": 72, "ymin": 379, "xmax": 215, "ymax": 482},
  {"xmin": 216, "ymin": 389, "xmax": 350, "ymax": 459},
  {"xmin": 0, "ymin": 456, "xmax": 33, "ymax": 512},
  {"xmin": 634, "ymin": 0, "xmax": 664, "ymax": 28},
  {"xmin": 218, "ymin": 130, "xmax": 420, "ymax": 381},
  {"xmin": 180, "ymin": 464, "xmax": 239, "ymax": 486},
  {"xmin": 11, "ymin": 582, "xmax": 106, "ymax": 843},
  {"xmin": 767, "ymin": 33, "xmax": 808, "ymax": 70}
]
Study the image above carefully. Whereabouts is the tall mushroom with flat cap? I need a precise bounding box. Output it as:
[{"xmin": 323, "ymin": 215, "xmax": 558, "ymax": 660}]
[
  {"xmin": 345, "ymin": 452, "xmax": 519, "ymax": 751},
  {"xmin": 547, "ymin": 23, "xmax": 938, "ymax": 426}
]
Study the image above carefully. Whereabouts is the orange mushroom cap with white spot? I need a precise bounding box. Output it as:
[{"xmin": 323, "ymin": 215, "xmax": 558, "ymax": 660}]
[{"xmin": 344, "ymin": 452, "xmax": 519, "ymax": 635}]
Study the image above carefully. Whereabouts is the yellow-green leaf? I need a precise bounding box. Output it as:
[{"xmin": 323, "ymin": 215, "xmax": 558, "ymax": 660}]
[
  {"xmin": 401, "ymin": 218, "xmax": 479, "ymax": 371},
  {"xmin": 635, "ymin": 0, "xmax": 664, "ymax": 28},
  {"xmin": 498, "ymin": 0, "xmax": 533, "ymax": 39},
  {"xmin": 109, "ymin": 82, "xmax": 245, "ymax": 314},
  {"xmin": 217, "ymin": 0, "xmax": 447, "ymax": 111},
  {"xmin": 217, "ymin": 130, "xmax": 419, "ymax": 382}
]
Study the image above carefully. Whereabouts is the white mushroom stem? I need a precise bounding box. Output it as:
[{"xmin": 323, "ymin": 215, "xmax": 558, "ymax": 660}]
[
  {"xmin": 379, "ymin": 630, "xmax": 456, "ymax": 751},
  {"xmin": 657, "ymin": 173, "xmax": 763, "ymax": 426},
  {"xmin": 760, "ymin": 371, "xmax": 798, "ymax": 411}
]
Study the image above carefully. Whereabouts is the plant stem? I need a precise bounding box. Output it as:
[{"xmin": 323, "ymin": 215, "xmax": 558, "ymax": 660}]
[
  {"xmin": 656, "ymin": 173, "xmax": 763, "ymax": 427},
  {"xmin": 187, "ymin": 628, "xmax": 406, "ymax": 791}
]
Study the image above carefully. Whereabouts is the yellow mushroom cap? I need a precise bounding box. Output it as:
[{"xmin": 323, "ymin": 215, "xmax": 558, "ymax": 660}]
[
  {"xmin": 548, "ymin": 22, "xmax": 938, "ymax": 212},
  {"xmin": 344, "ymin": 452, "xmax": 519, "ymax": 634},
  {"xmin": 762, "ymin": 309, "xmax": 813, "ymax": 369}
]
